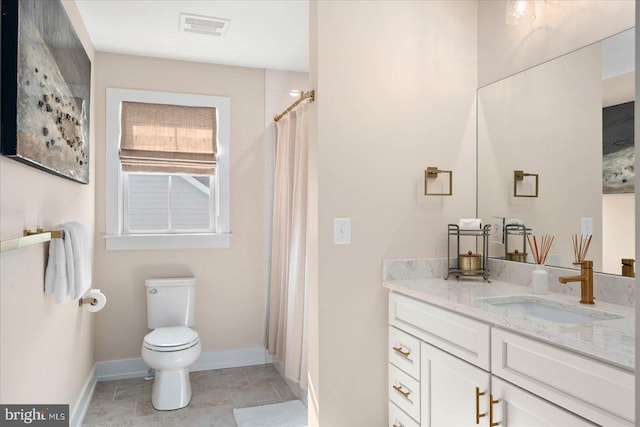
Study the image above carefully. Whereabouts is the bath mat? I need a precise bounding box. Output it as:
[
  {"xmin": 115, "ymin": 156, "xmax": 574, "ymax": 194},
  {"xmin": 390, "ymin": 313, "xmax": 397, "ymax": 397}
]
[{"xmin": 233, "ymin": 400, "xmax": 307, "ymax": 427}]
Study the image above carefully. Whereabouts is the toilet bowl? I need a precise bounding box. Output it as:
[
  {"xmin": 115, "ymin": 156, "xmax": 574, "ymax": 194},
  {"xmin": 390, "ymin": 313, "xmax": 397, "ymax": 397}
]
[
  {"xmin": 142, "ymin": 277, "xmax": 200, "ymax": 411},
  {"xmin": 141, "ymin": 326, "xmax": 201, "ymax": 410}
]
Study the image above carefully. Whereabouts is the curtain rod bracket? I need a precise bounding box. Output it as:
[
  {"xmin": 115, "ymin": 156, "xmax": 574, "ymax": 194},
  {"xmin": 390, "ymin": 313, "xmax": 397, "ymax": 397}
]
[{"xmin": 274, "ymin": 90, "xmax": 316, "ymax": 122}]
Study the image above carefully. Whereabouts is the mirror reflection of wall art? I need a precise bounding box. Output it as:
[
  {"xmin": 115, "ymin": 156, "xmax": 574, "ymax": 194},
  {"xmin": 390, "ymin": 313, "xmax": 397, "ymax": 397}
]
[
  {"xmin": 1, "ymin": 0, "xmax": 91, "ymax": 184},
  {"xmin": 602, "ymin": 101, "xmax": 634, "ymax": 194}
]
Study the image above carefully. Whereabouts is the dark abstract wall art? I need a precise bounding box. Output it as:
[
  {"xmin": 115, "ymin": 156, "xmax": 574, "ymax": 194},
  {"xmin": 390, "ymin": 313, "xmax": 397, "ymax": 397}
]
[
  {"xmin": 1, "ymin": 0, "xmax": 91, "ymax": 184},
  {"xmin": 602, "ymin": 101, "xmax": 634, "ymax": 194}
]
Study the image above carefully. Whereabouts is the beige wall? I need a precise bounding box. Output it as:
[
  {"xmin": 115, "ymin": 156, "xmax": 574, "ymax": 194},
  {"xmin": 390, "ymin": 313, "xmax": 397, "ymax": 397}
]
[
  {"xmin": 603, "ymin": 193, "xmax": 635, "ymax": 274},
  {"xmin": 478, "ymin": 0, "xmax": 634, "ymax": 87},
  {"xmin": 478, "ymin": 44, "xmax": 603, "ymax": 270},
  {"xmin": 307, "ymin": 3, "xmax": 320, "ymax": 423},
  {"xmin": 92, "ymin": 54, "xmax": 266, "ymax": 361},
  {"xmin": 312, "ymin": 1, "xmax": 478, "ymax": 424},
  {"xmin": 0, "ymin": 0, "xmax": 95, "ymax": 413}
]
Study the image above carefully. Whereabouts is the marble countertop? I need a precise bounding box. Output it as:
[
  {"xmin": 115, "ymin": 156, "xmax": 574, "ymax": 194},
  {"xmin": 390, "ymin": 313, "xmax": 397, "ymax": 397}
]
[{"xmin": 384, "ymin": 277, "xmax": 635, "ymax": 371}]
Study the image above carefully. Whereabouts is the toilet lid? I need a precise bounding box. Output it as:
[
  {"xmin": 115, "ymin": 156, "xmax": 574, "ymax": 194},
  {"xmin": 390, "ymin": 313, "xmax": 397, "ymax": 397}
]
[{"xmin": 144, "ymin": 327, "xmax": 199, "ymax": 352}]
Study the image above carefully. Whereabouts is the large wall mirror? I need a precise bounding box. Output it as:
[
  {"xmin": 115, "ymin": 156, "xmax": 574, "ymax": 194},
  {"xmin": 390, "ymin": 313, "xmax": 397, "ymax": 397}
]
[{"xmin": 478, "ymin": 28, "xmax": 635, "ymax": 276}]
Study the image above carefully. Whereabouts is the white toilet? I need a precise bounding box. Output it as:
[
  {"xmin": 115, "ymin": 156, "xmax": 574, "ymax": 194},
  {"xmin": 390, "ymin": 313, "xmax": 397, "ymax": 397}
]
[{"xmin": 141, "ymin": 277, "xmax": 201, "ymax": 410}]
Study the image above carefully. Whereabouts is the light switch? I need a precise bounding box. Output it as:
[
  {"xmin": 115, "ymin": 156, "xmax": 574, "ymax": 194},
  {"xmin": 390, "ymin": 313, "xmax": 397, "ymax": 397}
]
[
  {"xmin": 333, "ymin": 217, "xmax": 351, "ymax": 244},
  {"xmin": 581, "ymin": 217, "xmax": 593, "ymax": 235}
]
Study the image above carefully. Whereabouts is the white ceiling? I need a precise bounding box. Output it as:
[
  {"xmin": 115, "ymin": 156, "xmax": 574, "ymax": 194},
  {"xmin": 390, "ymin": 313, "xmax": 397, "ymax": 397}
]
[{"xmin": 74, "ymin": 0, "xmax": 309, "ymax": 72}]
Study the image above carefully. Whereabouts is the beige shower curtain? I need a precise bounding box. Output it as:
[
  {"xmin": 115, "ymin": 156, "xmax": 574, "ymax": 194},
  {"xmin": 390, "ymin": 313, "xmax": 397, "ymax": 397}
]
[{"xmin": 267, "ymin": 103, "xmax": 309, "ymax": 389}]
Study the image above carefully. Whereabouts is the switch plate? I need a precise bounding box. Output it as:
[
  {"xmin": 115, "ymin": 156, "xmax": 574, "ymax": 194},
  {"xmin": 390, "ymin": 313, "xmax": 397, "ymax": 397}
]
[
  {"xmin": 581, "ymin": 217, "xmax": 593, "ymax": 235},
  {"xmin": 333, "ymin": 217, "xmax": 351, "ymax": 244}
]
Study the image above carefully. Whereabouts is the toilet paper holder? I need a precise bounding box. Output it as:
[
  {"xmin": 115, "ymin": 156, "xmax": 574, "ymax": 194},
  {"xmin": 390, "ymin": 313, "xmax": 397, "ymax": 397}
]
[
  {"xmin": 78, "ymin": 290, "xmax": 107, "ymax": 312},
  {"xmin": 79, "ymin": 297, "xmax": 98, "ymax": 306}
]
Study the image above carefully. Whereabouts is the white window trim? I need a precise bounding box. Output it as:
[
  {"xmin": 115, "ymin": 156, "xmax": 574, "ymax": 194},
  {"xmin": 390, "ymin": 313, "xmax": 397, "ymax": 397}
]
[{"xmin": 105, "ymin": 88, "xmax": 231, "ymax": 250}]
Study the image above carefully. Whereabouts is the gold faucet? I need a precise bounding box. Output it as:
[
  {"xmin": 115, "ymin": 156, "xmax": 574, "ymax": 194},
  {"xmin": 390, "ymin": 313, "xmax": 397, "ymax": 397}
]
[{"xmin": 558, "ymin": 260, "xmax": 594, "ymax": 304}]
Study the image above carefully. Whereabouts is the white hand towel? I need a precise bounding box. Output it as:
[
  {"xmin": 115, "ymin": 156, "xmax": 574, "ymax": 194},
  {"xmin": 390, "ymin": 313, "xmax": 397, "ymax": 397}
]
[
  {"xmin": 459, "ymin": 218, "xmax": 482, "ymax": 230},
  {"xmin": 43, "ymin": 222, "xmax": 91, "ymax": 303},
  {"xmin": 63, "ymin": 222, "xmax": 91, "ymax": 300},
  {"xmin": 44, "ymin": 232, "xmax": 70, "ymax": 303}
]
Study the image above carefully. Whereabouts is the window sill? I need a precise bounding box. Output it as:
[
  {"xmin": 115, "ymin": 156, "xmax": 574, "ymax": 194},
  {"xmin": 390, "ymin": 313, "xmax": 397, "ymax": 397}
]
[{"xmin": 104, "ymin": 233, "xmax": 231, "ymax": 251}]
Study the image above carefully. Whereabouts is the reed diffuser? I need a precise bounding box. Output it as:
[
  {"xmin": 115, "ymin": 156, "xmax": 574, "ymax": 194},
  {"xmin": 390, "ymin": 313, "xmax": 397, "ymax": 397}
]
[
  {"xmin": 572, "ymin": 234, "xmax": 592, "ymax": 263},
  {"xmin": 527, "ymin": 234, "xmax": 554, "ymax": 294}
]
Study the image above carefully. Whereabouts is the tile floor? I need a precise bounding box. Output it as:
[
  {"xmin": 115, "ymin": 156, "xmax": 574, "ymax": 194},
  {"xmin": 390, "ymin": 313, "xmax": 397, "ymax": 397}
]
[{"xmin": 83, "ymin": 364, "xmax": 298, "ymax": 426}]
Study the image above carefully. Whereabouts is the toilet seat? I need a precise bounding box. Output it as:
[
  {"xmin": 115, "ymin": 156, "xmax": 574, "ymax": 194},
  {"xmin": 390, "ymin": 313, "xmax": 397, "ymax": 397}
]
[{"xmin": 144, "ymin": 326, "xmax": 199, "ymax": 352}]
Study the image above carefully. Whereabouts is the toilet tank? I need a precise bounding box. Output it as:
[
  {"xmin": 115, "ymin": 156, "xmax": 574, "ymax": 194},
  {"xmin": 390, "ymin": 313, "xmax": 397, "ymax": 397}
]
[{"xmin": 145, "ymin": 277, "xmax": 196, "ymax": 328}]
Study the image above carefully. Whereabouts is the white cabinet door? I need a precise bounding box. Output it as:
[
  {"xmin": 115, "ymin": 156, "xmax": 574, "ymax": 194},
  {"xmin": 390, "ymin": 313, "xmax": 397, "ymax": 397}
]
[
  {"xmin": 491, "ymin": 376, "xmax": 597, "ymax": 427},
  {"xmin": 421, "ymin": 341, "xmax": 490, "ymax": 427}
]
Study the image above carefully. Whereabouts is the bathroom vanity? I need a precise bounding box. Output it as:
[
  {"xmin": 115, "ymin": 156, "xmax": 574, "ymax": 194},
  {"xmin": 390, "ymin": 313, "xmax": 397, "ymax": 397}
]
[{"xmin": 384, "ymin": 259, "xmax": 635, "ymax": 427}]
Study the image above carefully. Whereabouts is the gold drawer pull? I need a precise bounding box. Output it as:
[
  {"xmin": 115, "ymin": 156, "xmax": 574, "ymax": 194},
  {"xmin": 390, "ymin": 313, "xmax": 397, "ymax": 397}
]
[
  {"xmin": 392, "ymin": 384, "xmax": 411, "ymax": 399},
  {"xmin": 392, "ymin": 346, "xmax": 411, "ymax": 358},
  {"xmin": 489, "ymin": 394, "xmax": 500, "ymax": 426},
  {"xmin": 393, "ymin": 424, "xmax": 404, "ymax": 427},
  {"xmin": 475, "ymin": 386, "xmax": 486, "ymax": 424}
]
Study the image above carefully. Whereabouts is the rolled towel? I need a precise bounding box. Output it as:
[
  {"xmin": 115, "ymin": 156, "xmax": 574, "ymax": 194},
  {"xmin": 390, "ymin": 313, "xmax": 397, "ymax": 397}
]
[
  {"xmin": 506, "ymin": 218, "xmax": 525, "ymax": 226},
  {"xmin": 459, "ymin": 218, "xmax": 482, "ymax": 230}
]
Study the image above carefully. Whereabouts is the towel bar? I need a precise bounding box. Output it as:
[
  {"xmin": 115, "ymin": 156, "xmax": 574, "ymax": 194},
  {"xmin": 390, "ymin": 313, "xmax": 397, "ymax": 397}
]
[
  {"xmin": 0, "ymin": 229, "xmax": 65, "ymax": 253},
  {"xmin": 23, "ymin": 228, "xmax": 64, "ymax": 239}
]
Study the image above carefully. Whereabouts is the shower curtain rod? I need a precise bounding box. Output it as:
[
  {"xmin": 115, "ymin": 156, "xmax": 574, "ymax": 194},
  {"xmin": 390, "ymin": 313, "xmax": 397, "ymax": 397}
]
[{"xmin": 274, "ymin": 90, "xmax": 315, "ymax": 122}]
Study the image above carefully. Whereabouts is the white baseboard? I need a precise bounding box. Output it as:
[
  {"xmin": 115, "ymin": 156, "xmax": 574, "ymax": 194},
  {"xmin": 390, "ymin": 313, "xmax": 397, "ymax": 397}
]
[
  {"xmin": 70, "ymin": 367, "xmax": 97, "ymax": 427},
  {"xmin": 95, "ymin": 357, "xmax": 149, "ymax": 381},
  {"xmin": 95, "ymin": 347, "xmax": 268, "ymax": 382},
  {"xmin": 191, "ymin": 347, "xmax": 267, "ymax": 372},
  {"xmin": 266, "ymin": 352, "xmax": 275, "ymax": 364}
]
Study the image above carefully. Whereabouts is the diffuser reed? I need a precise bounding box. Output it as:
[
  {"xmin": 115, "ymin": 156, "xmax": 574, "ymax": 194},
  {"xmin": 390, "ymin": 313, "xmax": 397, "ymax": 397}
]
[
  {"xmin": 526, "ymin": 234, "xmax": 554, "ymax": 265},
  {"xmin": 572, "ymin": 234, "xmax": 592, "ymax": 263}
]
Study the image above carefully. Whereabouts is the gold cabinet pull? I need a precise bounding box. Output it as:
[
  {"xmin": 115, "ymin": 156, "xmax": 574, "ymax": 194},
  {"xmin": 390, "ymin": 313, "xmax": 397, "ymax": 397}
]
[
  {"xmin": 392, "ymin": 385, "xmax": 411, "ymax": 399},
  {"xmin": 392, "ymin": 346, "xmax": 411, "ymax": 358},
  {"xmin": 392, "ymin": 424, "xmax": 403, "ymax": 427},
  {"xmin": 475, "ymin": 387, "xmax": 486, "ymax": 424},
  {"xmin": 489, "ymin": 394, "xmax": 500, "ymax": 426}
]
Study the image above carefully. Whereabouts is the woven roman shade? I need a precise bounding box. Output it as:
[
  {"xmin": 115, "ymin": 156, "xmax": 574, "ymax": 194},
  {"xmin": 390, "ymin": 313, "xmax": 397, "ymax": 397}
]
[{"xmin": 120, "ymin": 102, "xmax": 217, "ymax": 175}]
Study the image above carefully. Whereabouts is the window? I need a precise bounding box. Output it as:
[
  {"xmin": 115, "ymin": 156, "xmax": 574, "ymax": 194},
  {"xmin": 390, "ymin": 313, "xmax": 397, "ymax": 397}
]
[{"xmin": 105, "ymin": 88, "xmax": 230, "ymax": 250}]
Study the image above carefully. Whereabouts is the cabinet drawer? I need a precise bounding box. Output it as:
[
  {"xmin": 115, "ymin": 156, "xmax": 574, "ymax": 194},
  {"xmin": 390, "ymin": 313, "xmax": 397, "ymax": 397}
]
[
  {"xmin": 492, "ymin": 328, "xmax": 634, "ymax": 426},
  {"xmin": 389, "ymin": 401, "xmax": 419, "ymax": 427},
  {"xmin": 491, "ymin": 376, "xmax": 597, "ymax": 426},
  {"xmin": 389, "ymin": 326, "xmax": 420, "ymax": 379},
  {"xmin": 389, "ymin": 363, "xmax": 420, "ymax": 422},
  {"xmin": 389, "ymin": 292, "xmax": 490, "ymax": 370}
]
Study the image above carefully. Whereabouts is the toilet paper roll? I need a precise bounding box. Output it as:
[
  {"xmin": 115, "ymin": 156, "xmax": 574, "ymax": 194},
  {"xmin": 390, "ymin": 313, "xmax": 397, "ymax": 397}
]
[
  {"xmin": 459, "ymin": 218, "xmax": 482, "ymax": 230},
  {"xmin": 83, "ymin": 289, "xmax": 107, "ymax": 313}
]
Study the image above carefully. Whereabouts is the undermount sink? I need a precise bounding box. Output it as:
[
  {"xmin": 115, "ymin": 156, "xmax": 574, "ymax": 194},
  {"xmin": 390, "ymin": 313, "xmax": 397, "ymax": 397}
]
[{"xmin": 477, "ymin": 295, "xmax": 625, "ymax": 324}]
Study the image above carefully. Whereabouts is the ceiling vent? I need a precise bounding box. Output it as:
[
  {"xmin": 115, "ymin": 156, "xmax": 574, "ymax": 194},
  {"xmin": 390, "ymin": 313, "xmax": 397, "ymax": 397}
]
[{"xmin": 179, "ymin": 13, "xmax": 230, "ymax": 37}]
